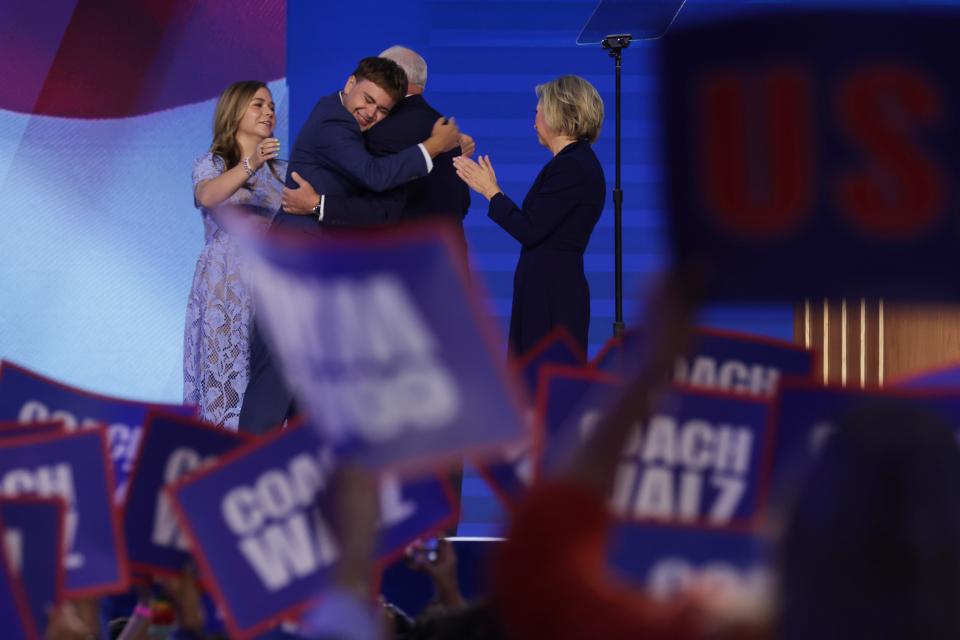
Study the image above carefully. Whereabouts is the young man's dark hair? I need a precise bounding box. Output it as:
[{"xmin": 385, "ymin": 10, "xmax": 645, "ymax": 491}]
[{"xmin": 351, "ymin": 56, "xmax": 408, "ymax": 104}]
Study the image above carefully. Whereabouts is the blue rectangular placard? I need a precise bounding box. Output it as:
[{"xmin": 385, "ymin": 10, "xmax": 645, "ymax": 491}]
[
  {"xmin": 170, "ymin": 423, "xmax": 456, "ymax": 639},
  {"xmin": 608, "ymin": 522, "xmax": 770, "ymax": 600},
  {"xmin": 0, "ymin": 523, "xmax": 37, "ymax": 640},
  {"xmin": 0, "ymin": 361, "xmax": 196, "ymax": 500},
  {"xmin": 0, "ymin": 497, "xmax": 65, "ymax": 635},
  {"xmin": 123, "ymin": 412, "xmax": 249, "ymax": 576},
  {"xmin": 476, "ymin": 366, "xmax": 619, "ymax": 509},
  {"xmin": 474, "ymin": 329, "xmax": 587, "ymax": 508},
  {"xmin": 0, "ymin": 422, "xmax": 65, "ymax": 440},
  {"xmin": 766, "ymin": 382, "xmax": 960, "ymax": 506},
  {"xmin": 593, "ymin": 327, "xmax": 814, "ymax": 395},
  {"xmin": 511, "ymin": 327, "xmax": 586, "ymax": 393},
  {"xmin": 539, "ymin": 371, "xmax": 772, "ymax": 525},
  {"xmin": 662, "ymin": 10, "xmax": 960, "ymax": 300},
  {"xmin": 895, "ymin": 362, "xmax": 960, "ymax": 389},
  {"xmin": 241, "ymin": 224, "xmax": 526, "ymax": 471},
  {"xmin": 0, "ymin": 429, "xmax": 128, "ymax": 597}
]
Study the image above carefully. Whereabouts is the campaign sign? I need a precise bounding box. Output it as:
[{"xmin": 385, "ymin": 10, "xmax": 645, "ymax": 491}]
[
  {"xmin": 0, "ymin": 429, "xmax": 128, "ymax": 597},
  {"xmin": 662, "ymin": 10, "xmax": 960, "ymax": 300},
  {"xmin": 478, "ymin": 366, "xmax": 630, "ymax": 508},
  {"xmin": 0, "ymin": 526, "xmax": 36, "ymax": 640},
  {"xmin": 243, "ymin": 224, "xmax": 526, "ymax": 470},
  {"xmin": 170, "ymin": 423, "xmax": 456, "ymax": 639},
  {"xmin": 0, "ymin": 361, "xmax": 196, "ymax": 499},
  {"xmin": 539, "ymin": 369, "xmax": 771, "ymax": 524},
  {"xmin": 894, "ymin": 362, "xmax": 960, "ymax": 389},
  {"xmin": 123, "ymin": 413, "xmax": 249, "ymax": 576},
  {"xmin": 0, "ymin": 497, "xmax": 65, "ymax": 634},
  {"xmin": 608, "ymin": 521, "xmax": 770, "ymax": 601},
  {"xmin": 594, "ymin": 328, "xmax": 814, "ymax": 396},
  {"xmin": 0, "ymin": 421, "xmax": 65, "ymax": 439},
  {"xmin": 765, "ymin": 381, "xmax": 960, "ymax": 507},
  {"xmin": 512, "ymin": 326, "xmax": 585, "ymax": 393},
  {"xmin": 475, "ymin": 329, "xmax": 586, "ymax": 507}
]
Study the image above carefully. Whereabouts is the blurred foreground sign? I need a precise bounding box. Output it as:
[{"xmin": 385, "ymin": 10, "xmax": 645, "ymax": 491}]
[
  {"xmin": 170, "ymin": 424, "xmax": 455, "ymax": 639},
  {"xmin": 768, "ymin": 381, "xmax": 960, "ymax": 505},
  {"xmin": 663, "ymin": 10, "xmax": 960, "ymax": 299},
  {"xmin": 539, "ymin": 371, "xmax": 772, "ymax": 525},
  {"xmin": 593, "ymin": 327, "xmax": 814, "ymax": 392},
  {"xmin": 0, "ymin": 361, "xmax": 196, "ymax": 500},
  {"xmin": 123, "ymin": 413, "xmax": 249, "ymax": 576},
  {"xmin": 608, "ymin": 521, "xmax": 770, "ymax": 601},
  {"xmin": 244, "ymin": 224, "xmax": 526, "ymax": 470},
  {"xmin": 0, "ymin": 429, "xmax": 127, "ymax": 598},
  {"xmin": 0, "ymin": 497, "xmax": 64, "ymax": 634}
]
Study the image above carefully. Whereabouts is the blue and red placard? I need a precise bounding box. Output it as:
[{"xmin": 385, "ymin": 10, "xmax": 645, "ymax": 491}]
[
  {"xmin": 0, "ymin": 497, "xmax": 65, "ymax": 635},
  {"xmin": 241, "ymin": 223, "xmax": 527, "ymax": 471},
  {"xmin": 123, "ymin": 412, "xmax": 250, "ymax": 576},
  {"xmin": 0, "ymin": 428, "xmax": 128, "ymax": 597},
  {"xmin": 170, "ymin": 422, "xmax": 457, "ymax": 639},
  {"xmin": 0, "ymin": 421, "xmax": 65, "ymax": 440},
  {"xmin": 608, "ymin": 520, "xmax": 770, "ymax": 600},
  {"xmin": 593, "ymin": 327, "xmax": 814, "ymax": 395},
  {"xmin": 662, "ymin": 9, "xmax": 960, "ymax": 300},
  {"xmin": 537, "ymin": 368, "xmax": 772, "ymax": 525},
  {"xmin": 0, "ymin": 361, "xmax": 196, "ymax": 499},
  {"xmin": 0, "ymin": 517, "xmax": 38, "ymax": 640},
  {"xmin": 474, "ymin": 328, "xmax": 587, "ymax": 508},
  {"xmin": 764, "ymin": 380, "xmax": 960, "ymax": 508},
  {"xmin": 511, "ymin": 326, "xmax": 585, "ymax": 393},
  {"xmin": 894, "ymin": 360, "xmax": 960, "ymax": 389}
]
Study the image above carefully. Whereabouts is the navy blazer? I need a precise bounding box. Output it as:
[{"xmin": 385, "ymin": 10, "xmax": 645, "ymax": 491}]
[
  {"xmin": 240, "ymin": 91, "xmax": 429, "ymax": 433},
  {"xmin": 273, "ymin": 92, "xmax": 428, "ymax": 233},
  {"xmin": 489, "ymin": 139, "xmax": 606, "ymax": 355},
  {"xmin": 324, "ymin": 94, "xmax": 471, "ymax": 228}
]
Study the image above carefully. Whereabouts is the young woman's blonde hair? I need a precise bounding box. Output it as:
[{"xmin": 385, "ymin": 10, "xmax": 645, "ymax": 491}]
[
  {"xmin": 535, "ymin": 75, "xmax": 604, "ymax": 143},
  {"xmin": 209, "ymin": 80, "xmax": 281, "ymax": 181}
]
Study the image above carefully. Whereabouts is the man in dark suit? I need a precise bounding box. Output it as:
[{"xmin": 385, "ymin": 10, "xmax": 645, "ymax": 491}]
[
  {"xmin": 239, "ymin": 56, "xmax": 462, "ymax": 433},
  {"xmin": 282, "ymin": 46, "xmax": 472, "ymax": 253}
]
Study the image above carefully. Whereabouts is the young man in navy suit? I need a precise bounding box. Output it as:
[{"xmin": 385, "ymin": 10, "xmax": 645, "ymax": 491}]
[
  {"xmin": 271, "ymin": 56, "xmax": 461, "ymax": 234},
  {"xmin": 239, "ymin": 56, "xmax": 462, "ymax": 433},
  {"xmin": 283, "ymin": 46, "xmax": 472, "ymax": 252}
]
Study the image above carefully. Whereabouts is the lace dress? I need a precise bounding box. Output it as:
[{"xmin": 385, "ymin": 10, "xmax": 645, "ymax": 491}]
[{"xmin": 183, "ymin": 153, "xmax": 285, "ymax": 429}]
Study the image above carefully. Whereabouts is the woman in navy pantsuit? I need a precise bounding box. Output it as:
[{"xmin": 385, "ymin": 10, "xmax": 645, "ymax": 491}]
[{"xmin": 455, "ymin": 75, "xmax": 606, "ymax": 356}]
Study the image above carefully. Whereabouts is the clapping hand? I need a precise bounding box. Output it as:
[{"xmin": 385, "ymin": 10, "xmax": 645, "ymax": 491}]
[{"xmin": 453, "ymin": 154, "xmax": 501, "ymax": 200}]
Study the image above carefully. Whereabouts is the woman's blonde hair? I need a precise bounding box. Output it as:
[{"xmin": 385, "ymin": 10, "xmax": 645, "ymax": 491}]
[
  {"xmin": 209, "ymin": 80, "xmax": 281, "ymax": 181},
  {"xmin": 535, "ymin": 75, "xmax": 604, "ymax": 143}
]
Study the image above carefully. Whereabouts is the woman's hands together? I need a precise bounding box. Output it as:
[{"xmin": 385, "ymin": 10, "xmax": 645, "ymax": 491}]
[{"xmin": 454, "ymin": 154, "xmax": 501, "ymax": 200}]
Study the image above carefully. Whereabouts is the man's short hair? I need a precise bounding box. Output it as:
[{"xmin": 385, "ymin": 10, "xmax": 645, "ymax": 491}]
[
  {"xmin": 379, "ymin": 45, "xmax": 428, "ymax": 88},
  {"xmin": 351, "ymin": 56, "xmax": 408, "ymax": 103},
  {"xmin": 536, "ymin": 75, "xmax": 604, "ymax": 143}
]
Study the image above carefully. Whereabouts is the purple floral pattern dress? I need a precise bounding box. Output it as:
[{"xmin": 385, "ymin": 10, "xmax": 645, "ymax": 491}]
[{"xmin": 183, "ymin": 153, "xmax": 285, "ymax": 429}]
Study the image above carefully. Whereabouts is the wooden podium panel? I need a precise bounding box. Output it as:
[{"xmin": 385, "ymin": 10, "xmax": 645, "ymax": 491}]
[{"xmin": 795, "ymin": 301, "xmax": 960, "ymax": 386}]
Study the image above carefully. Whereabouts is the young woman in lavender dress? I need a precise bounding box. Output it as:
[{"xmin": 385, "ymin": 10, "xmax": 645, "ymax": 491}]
[{"xmin": 184, "ymin": 81, "xmax": 285, "ymax": 429}]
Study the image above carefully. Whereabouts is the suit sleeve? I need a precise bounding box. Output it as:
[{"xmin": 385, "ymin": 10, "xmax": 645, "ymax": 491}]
[
  {"xmin": 318, "ymin": 117, "xmax": 428, "ymax": 192},
  {"xmin": 321, "ymin": 186, "xmax": 407, "ymax": 227},
  {"xmin": 365, "ymin": 100, "xmax": 437, "ymax": 156},
  {"xmin": 488, "ymin": 155, "xmax": 585, "ymax": 246}
]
